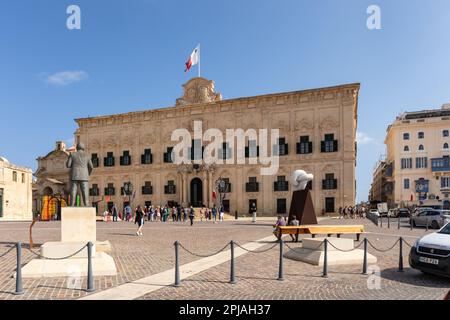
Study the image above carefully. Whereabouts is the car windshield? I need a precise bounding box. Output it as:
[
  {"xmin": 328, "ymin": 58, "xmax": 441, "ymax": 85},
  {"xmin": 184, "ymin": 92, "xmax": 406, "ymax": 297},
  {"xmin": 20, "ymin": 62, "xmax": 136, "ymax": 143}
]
[{"xmin": 439, "ymin": 223, "xmax": 450, "ymax": 235}]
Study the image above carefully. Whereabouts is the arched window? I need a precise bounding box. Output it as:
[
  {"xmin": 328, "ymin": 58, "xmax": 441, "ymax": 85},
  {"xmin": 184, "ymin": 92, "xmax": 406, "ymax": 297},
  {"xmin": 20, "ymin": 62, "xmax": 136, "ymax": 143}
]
[
  {"xmin": 418, "ymin": 145, "xmax": 424, "ymax": 151},
  {"xmin": 443, "ymin": 130, "xmax": 449, "ymax": 137},
  {"xmin": 418, "ymin": 132, "xmax": 424, "ymax": 139},
  {"xmin": 444, "ymin": 143, "xmax": 449, "ymax": 150},
  {"xmin": 404, "ymin": 146, "xmax": 409, "ymax": 152}
]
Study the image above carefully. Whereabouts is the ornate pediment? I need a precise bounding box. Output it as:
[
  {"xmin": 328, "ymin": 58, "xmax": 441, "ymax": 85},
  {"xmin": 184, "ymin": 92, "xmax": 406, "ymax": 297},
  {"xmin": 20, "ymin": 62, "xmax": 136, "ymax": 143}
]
[
  {"xmin": 319, "ymin": 116, "xmax": 339, "ymax": 130},
  {"xmin": 104, "ymin": 136, "xmax": 117, "ymax": 148},
  {"xmin": 89, "ymin": 138, "xmax": 101, "ymax": 150},
  {"xmin": 295, "ymin": 118, "xmax": 314, "ymax": 131},
  {"xmin": 176, "ymin": 77, "xmax": 222, "ymax": 106}
]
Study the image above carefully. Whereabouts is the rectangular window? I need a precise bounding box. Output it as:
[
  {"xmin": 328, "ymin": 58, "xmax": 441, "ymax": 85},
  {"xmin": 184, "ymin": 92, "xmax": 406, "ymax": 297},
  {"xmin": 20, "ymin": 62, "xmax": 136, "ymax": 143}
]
[
  {"xmin": 297, "ymin": 136, "xmax": 313, "ymax": 154},
  {"xmin": 273, "ymin": 138, "xmax": 289, "ymax": 156},
  {"xmin": 21, "ymin": 173, "xmax": 25, "ymax": 183},
  {"xmin": 91, "ymin": 153, "xmax": 100, "ymax": 168},
  {"xmin": 277, "ymin": 199, "xmax": 287, "ymax": 214},
  {"xmin": 322, "ymin": 173, "xmax": 338, "ymax": 190},
  {"xmin": 404, "ymin": 179, "xmax": 410, "ymax": 189},
  {"xmin": 401, "ymin": 158, "xmax": 412, "ymax": 169},
  {"xmin": 104, "ymin": 183, "xmax": 115, "ymax": 196},
  {"xmin": 441, "ymin": 177, "xmax": 450, "ymax": 188},
  {"xmin": 89, "ymin": 184, "xmax": 100, "ymax": 196},
  {"xmin": 274, "ymin": 176, "xmax": 289, "ymax": 192},
  {"xmin": 189, "ymin": 139, "xmax": 203, "ymax": 161},
  {"xmin": 218, "ymin": 178, "xmax": 231, "ymax": 193},
  {"xmin": 219, "ymin": 142, "xmax": 232, "ymax": 160},
  {"xmin": 415, "ymin": 157, "xmax": 428, "ymax": 169},
  {"xmin": 142, "ymin": 181, "xmax": 153, "ymax": 195},
  {"xmin": 12, "ymin": 171, "xmax": 17, "ymax": 182},
  {"xmin": 104, "ymin": 152, "xmax": 115, "ymax": 167},
  {"xmin": 321, "ymin": 134, "xmax": 338, "ymax": 153},
  {"xmin": 141, "ymin": 149, "xmax": 153, "ymax": 165},
  {"xmin": 245, "ymin": 177, "xmax": 259, "ymax": 192},
  {"xmin": 164, "ymin": 147, "xmax": 174, "ymax": 163},
  {"xmin": 245, "ymin": 140, "xmax": 259, "ymax": 158},
  {"xmin": 120, "ymin": 151, "xmax": 132, "ymax": 166},
  {"xmin": 164, "ymin": 180, "xmax": 176, "ymax": 194}
]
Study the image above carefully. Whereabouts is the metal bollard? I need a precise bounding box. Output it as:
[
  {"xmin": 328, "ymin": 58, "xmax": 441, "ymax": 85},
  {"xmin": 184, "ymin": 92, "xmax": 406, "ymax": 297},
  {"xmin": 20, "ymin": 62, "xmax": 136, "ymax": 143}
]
[
  {"xmin": 398, "ymin": 216, "xmax": 400, "ymax": 230},
  {"xmin": 388, "ymin": 216, "xmax": 390, "ymax": 229},
  {"xmin": 15, "ymin": 242, "xmax": 24, "ymax": 295},
  {"xmin": 230, "ymin": 241, "xmax": 236, "ymax": 284},
  {"xmin": 362, "ymin": 238, "xmax": 368, "ymax": 275},
  {"xmin": 426, "ymin": 218, "xmax": 429, "ymax": 232},
  {"xmin": 86, "ymin": 242, "xmax": 94, "ymax": 292},
  {"xmin": 410, "ymin": 217, "xmax": 413, "ymax": 230},
  {"xmin": 278, "ymin": 238, "xmax": 284, "ymax": 281},
  {"xmin": 174, "ymin": 241, "xmax": 180, "ymax": 287},
  {"xmin": 380, "ymin": 216, "xmax": 383, "ymax": 228},
  {"xmin": 398, "ymin": 237, "xmax": 404, "ymax": 272},
  {"xmin": 322, "ymin": 239, "xmax": 328, "ymax": 278}
]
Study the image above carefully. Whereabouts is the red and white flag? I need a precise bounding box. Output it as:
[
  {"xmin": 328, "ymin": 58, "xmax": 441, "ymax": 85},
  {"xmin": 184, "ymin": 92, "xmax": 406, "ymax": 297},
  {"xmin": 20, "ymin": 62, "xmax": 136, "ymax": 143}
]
[{"xmin": 185, "ymin": 45, "xmax": 200, "ymax": 72}]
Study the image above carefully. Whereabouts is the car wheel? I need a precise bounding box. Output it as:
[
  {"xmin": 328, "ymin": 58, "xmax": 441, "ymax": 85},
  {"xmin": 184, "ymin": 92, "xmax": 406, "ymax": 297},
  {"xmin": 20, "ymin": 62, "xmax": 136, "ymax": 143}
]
[{"xmin": 431, "ymin": 220, "xmax": 439, "ymax": 229}]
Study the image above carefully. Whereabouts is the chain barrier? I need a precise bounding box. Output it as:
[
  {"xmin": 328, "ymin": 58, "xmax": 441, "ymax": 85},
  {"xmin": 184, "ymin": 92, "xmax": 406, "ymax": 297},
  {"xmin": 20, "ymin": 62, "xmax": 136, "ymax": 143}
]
[
  {"xmin": 402, "ymin": 238, "xmax": 415, "ymax": 248},
  {"xmin": 25, "ymin": 244, "xmax": 88, "ymax": 260},
  {"xmin": 234, "ymin": 241, "xmax": 279, "ymax": 254},
  {"xmin": 367, "ymin": 238, "xmax": 400, "ymax": 252},
  {"xmin": 179, "ymin": 242, "xmax": 230, "ymax": 258},
  {"xmin": 327, "ymin": 240, "xmax": 364, "ymax": 252},
  {"xmin": 0, "ymin": 246, "xmax": 16, "ymax": 258}
]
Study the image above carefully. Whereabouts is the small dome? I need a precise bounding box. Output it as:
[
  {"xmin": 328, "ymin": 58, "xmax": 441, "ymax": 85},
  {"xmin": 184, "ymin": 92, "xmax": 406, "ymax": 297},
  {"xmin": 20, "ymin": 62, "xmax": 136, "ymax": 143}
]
[{"xmin": 0, "ymin": 156, "xmax": 9, "ymax": 163}]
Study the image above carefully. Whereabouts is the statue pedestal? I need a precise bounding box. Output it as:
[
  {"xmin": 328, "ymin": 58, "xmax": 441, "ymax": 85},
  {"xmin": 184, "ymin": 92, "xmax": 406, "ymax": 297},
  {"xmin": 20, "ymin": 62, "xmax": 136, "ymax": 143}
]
[
  {"xmin": 284, "ymin": 237, "xmax": 377, "ymax": 266},
  {"xmin": 20, "ymin": 207, "xmax": 117, "ymax": 278}
]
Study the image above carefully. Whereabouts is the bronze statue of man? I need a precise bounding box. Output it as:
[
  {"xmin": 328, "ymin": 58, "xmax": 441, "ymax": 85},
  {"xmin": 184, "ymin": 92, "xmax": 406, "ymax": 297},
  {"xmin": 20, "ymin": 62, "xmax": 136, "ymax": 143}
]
[{"xmin": 66, "ymin": 142, "xmax": 93, "ymax": 207}]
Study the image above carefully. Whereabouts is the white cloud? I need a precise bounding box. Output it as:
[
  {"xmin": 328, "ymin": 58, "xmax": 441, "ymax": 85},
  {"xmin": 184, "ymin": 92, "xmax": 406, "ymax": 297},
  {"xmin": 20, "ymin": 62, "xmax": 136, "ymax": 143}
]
[
  {"xmin": 356, "ymin": 131, "xmax": 378, "ymax": 146},
  {"xmin": 45, "ymin": 70, "xmax": 89, "ymax": 86}
]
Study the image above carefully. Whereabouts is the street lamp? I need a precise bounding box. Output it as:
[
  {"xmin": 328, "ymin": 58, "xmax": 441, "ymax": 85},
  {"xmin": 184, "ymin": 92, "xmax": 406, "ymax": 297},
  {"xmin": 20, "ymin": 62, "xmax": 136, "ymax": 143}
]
[{"xmin": 123, "ymin": 181, "xmax": 133, "ymax": 207}]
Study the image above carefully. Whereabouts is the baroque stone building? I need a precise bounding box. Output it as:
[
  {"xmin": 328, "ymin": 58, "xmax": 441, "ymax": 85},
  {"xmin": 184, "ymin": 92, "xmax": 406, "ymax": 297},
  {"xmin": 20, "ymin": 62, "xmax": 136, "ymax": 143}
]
[
  {"xmin": 72, "ymin": 77, "xmax": 359, "ymax": 216},
  {"xmin": 0, "ymin": 156, "xmax": 33, "ymax": 221}
]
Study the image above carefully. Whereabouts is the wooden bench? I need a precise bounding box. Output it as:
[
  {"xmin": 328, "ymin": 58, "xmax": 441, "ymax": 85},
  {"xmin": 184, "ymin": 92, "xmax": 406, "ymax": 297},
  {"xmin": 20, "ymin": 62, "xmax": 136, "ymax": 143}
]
[{"xmin": 275, "ymin": 225, "xmax": 364, "ymax": 242}]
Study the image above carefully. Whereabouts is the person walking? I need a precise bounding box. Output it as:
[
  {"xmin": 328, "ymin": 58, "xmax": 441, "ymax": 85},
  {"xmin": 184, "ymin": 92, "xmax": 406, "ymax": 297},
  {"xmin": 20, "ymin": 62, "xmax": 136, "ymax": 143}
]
[
  {"xmin": 219, "ymin": 205, "xmax": 225, "ymax": 221},
  {"xmin": 135, "ymin": 205, "xmax": 144, "ymax": 236},
  {"xmin": 189, "ymin": 206, "xmax": 195, "ymax": 226},
  {"xmin": 177, "ymin": 205, "xmax": 182, "ymax": 222},
  {"xmin": 212, "ymin": 205, "xmax": 217, "ymax": 223},
  {"xmin": 112, "ymin": 204, "xmax": 118, "ymax": 222}
]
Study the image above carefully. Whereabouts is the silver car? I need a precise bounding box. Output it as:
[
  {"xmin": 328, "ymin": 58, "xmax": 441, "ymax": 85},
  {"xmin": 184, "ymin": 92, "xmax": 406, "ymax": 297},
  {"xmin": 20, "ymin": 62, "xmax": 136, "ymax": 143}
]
[{"xmin": 411, "ymin": 209, "xmax": 450, "ymax": 229}]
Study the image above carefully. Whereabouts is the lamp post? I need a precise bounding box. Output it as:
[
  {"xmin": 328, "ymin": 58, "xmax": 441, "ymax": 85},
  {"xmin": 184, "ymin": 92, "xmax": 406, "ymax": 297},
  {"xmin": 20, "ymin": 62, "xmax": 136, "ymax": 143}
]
[
  {"xmin": 124, "ymin": 182, "xmax": 133, "ymax": 209},
  {"xmin": 215, "ymin": 177, "xmax": 229, "ymax": 214}
]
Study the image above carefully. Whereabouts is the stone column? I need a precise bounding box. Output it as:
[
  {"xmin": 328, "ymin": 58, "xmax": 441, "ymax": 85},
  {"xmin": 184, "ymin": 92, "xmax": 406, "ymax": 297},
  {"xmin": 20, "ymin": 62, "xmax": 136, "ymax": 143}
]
[
  {"xmin": 184, "ymin": 174, "xmax": 189, "ymax": 207},
  {"xmin": 208, "ymin": 170, "xmax": 214, "ymax": 208}
]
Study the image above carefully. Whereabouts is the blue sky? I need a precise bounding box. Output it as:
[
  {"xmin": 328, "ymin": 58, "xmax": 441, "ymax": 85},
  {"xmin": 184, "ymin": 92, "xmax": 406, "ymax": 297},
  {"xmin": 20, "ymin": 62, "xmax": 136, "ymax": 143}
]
[{"xmin": 2, "ymin": 0, "xmax": 450, "ymax": 202}]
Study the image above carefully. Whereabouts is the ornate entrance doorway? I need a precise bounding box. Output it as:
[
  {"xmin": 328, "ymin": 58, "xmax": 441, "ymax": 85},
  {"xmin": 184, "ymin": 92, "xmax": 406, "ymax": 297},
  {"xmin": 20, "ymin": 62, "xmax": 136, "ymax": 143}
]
[{"xmin": 190, "ymin": 178, "xmax": 203, "ymax": 207}]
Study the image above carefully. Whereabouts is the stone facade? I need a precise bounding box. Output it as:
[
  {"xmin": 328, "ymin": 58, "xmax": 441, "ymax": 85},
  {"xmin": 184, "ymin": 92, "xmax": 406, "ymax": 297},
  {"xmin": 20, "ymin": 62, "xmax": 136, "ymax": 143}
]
[
  {"xmin": 72, "ymin": 78, "xmax": 359, "ymax": 216},
  {"xmin": 384, "ymin": 104, "xmax": 450, "ymax": 207},
  {"xmin": 0, "ymin": 156, "xmax": 33, "ymax": 221}
]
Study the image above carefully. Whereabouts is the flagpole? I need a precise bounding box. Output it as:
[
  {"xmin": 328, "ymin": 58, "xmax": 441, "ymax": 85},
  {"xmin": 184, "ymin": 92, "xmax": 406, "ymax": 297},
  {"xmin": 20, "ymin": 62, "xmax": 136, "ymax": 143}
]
[{"xmin": 198, "ymin": 43, "xmax": 201, "ymax": 78}]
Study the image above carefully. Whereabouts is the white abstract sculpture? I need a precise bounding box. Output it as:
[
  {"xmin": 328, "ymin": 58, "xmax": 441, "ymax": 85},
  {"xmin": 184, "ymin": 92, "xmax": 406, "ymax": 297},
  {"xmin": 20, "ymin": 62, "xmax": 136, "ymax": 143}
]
[{"xmin": 291, "ymin": 170, "xmax": 314, "ymax": 191}]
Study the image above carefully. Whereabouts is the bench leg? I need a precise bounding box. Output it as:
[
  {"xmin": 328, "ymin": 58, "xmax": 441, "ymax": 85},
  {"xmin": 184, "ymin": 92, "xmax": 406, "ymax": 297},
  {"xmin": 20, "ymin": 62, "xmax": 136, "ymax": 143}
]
[
  {"xmin": 327, "ymin": 234, "xmax": 331, "ymax": 237},
  {"xmin": 356, "ymin": 234, "xmax": 360, "ymax": 242},
  {"xmin": 312, "ymin": 234, "xmax": 316, "ymax": 239},
  {"xmin": 337, "ymin": 234, "xmax": 341, "ymax": 238}
]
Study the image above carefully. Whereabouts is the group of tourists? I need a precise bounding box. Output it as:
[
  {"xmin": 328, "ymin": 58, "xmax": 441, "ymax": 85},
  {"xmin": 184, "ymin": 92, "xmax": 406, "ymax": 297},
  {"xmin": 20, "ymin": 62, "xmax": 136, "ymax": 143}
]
[
  {"xmin": 338, "ymin": 205, "xmax": 367, "ymax": 219},
  {"xmin": 104, "ymin": 203, "xmax": 226, "ymax": 236}
]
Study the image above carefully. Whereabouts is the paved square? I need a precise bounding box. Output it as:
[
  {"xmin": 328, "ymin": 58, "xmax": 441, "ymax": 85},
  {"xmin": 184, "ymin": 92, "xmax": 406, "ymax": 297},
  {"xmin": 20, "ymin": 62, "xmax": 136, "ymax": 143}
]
[{"xmin": 0, "ymin": 218, "xmax": 448, "ymax": 300}]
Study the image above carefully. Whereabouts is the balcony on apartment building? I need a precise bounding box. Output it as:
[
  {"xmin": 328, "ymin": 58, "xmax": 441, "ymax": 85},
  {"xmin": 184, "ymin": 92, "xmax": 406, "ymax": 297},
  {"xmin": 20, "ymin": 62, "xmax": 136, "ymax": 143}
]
[{"xmin": 431, "ymin": 156, "xmax": 450, "ymax": 173}]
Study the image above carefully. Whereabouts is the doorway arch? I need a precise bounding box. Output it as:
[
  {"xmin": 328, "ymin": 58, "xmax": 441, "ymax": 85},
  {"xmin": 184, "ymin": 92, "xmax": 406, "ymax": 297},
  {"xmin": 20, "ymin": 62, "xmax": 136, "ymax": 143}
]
[{"xmin": 190, "ymin": 178, "xmax": 203, "ymax": 207}]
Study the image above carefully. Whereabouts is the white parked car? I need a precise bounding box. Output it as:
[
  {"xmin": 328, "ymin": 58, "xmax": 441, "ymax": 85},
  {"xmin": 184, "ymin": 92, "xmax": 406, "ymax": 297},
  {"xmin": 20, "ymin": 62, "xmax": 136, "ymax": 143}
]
[
  {"xmin": 409, "ymin": 222, "xmax": 450, "ymax": 277},
  {"xmin": 369, "ymin": 209, "xmax": 380, "ymax": 217}
]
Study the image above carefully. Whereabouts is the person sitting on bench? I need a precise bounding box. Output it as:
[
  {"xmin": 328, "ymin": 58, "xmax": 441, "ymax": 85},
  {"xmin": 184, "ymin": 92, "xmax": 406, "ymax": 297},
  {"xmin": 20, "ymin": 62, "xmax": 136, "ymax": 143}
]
[
  {"xmin": 289, "ymin": 215, "xmax": 300, "ymax": 242},
  {"xmin": 273, "ymin": 215, "xmax": 286, "ymax": 237}
]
